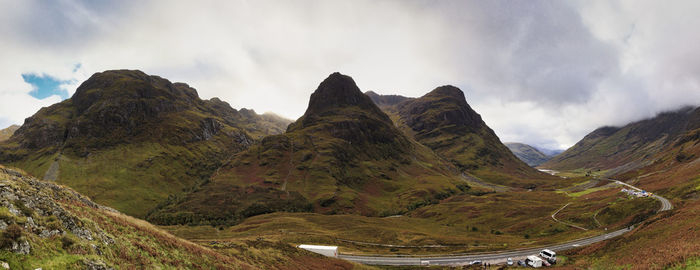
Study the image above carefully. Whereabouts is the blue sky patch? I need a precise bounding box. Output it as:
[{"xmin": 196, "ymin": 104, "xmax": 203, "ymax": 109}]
[{"xmin": 22, "ymin": 73, "xmax": 72, "ymax": 100}]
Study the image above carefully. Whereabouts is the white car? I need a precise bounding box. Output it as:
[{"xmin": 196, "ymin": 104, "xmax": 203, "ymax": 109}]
[
  {"xmin": 540, "ymin": 249, "xmax": 557, "ymax": 263},
  {"xmin": 507, "ymin": 257, "xmax": 514, "ymax": 266}
]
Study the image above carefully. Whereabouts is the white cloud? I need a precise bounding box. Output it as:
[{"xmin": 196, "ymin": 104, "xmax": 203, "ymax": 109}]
[{"xmin": 0, "ymin": 0, "xmax": 699, "ymax": 150}]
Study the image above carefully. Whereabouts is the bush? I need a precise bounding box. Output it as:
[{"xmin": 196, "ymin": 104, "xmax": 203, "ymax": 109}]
[
  {"xmin": 61, "ymin": 234, "xmax": 76, "ymax": 249},
  {"xmin": 4, "ymin": 224, "xmax": 22, "ymax": 240},
  {"xmin": 1, "ymin": 224, "xmax": 23, "ymax": 248}
]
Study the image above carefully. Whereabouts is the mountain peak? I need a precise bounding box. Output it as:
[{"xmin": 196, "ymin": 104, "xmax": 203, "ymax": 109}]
[
  {"xmin": 72, "ymin": 69, "xmax": 199, "ymax": 114},
  {"xmin": 298, "ymin": 72, "xmax": 390, "ymax": 125},
  {"xmin": 402, "ymin": 85, "xmax": 483, "ymax": 131},
  {"xmin": 426, "ymin": 85, "xmax": 465, "ymax": 99},
  {"xmin": 306, "ymin": 72, "xmax": 369, "ymax": 112}
]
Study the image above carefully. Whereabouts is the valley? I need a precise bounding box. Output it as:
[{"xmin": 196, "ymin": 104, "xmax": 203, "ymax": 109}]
[{"xmin": 0, "ymin": 70, "xmax": 696, "ymax": 269}]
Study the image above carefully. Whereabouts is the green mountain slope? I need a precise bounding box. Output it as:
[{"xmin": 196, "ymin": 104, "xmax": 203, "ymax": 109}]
[
  {"xmin": 0, "ymin": 125, "xmax": 19, "ymax": 142},
  {"xmin": 368, "ymin": 87, "xmax": 554, "ymax": 187},
  {"xmin": 149, "ymin": 73, "xmax": 469, "ymax": 225},
  {"xmin": 0, "ymin": 70, "xmax": 289, "ymax": 218},
  {"xmin": 558, "ymin": 109, "xmax": 700, "ymax": 269},
  {"xmin": 542, "ymin": 106, "xmax": 700, "ymax": 175},
  {"xmin": 0, "ymin": 165, "xmax": 368, "ymax": 269},
  {"xmin": 505, "ymin": 142, "xmax": 551, "ymax": 166}
]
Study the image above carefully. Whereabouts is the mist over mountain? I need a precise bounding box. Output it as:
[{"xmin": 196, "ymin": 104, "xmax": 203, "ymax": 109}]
[{"xmin": 542, "ymin": 106, "xmax": 700, "ymax": 175}]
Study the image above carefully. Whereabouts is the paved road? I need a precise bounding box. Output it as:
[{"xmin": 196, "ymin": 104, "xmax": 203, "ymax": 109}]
[
  {"xmin": 603, "ymin": 178, "xmax": 673, "ymax": 211},
  {"xmin": 338, "ymin": 179, "xmax": 673, "ymax": 266}
]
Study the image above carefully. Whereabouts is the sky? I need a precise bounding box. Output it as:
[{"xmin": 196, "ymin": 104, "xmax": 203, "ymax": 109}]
[{"xmin": 1, "ymin": 0, "xmax": 699, "ymax": 150}]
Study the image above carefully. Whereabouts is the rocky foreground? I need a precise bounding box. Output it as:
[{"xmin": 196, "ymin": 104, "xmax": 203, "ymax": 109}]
[{"xmin": 0, "ymin": 165, "xmax": 254, "ymax": 269}]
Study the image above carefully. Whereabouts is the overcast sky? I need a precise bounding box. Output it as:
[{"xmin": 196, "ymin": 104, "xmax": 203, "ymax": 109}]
[{"xmin": 1, "ymin": 0, "xmax": 699, "ymax": 150}]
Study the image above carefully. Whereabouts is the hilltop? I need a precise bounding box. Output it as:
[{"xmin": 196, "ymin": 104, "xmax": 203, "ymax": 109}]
[
  {"xmin": 368, "ymin": 87, "xmax": 554, "ymax": 187},
  {"xmin": 505, "ymin": 142, "xmax": 552, "ymax": 167},
  {"xmin": 0, "ymin": 70, "xmax": 290, "ymax": 218},
  {"xmin": 148, "ymin": 73, "xmax": 469, "ymax": 225},
  {"xmin": 0, "ymin": 125, "xmax": 19, "ymax": 142}
]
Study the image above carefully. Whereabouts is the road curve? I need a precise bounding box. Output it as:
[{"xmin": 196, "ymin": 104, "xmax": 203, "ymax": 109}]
[
  {"xmin": 602, "ymin": 178, "xmax": 672, "ymax": 212},
  {"xmin": 339, "ymin": 179, "xmax": 672, "ymax": 266}
]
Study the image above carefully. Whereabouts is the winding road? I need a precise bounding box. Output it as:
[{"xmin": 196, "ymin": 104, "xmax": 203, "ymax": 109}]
[{"xmin": 337, "ymin": 179, "xmax": 672, "ymax": 266}]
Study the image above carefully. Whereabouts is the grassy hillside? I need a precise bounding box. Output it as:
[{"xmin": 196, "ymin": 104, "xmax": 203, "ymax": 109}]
[
  {"xmin": 505, "ymin": 142, "xmax": 551, "ymax": 166},
  {"xmin": 0, "ymin": 165, "xmax": 370, "ymax": 269},
  {"xmin": 0, "ymin": 125, "xmax": 18, "ymax": 142},
  {"xmin": 542, "ymin": 106, "xmax": 700, "ymax": 174},
  {"xmin": 368, "ymin": 87, "xmax": 556, "ymax": 188},
  {"xmin": 149, "ymin": 73, "xmax": 469, "ymax": 225},
  {"xmin": 162, "ymin": 176, "xmax": 657, "ymax": 257},
  {"xmin": 547, "ymin": 108, "xmax": 700, "ymax": 269},
  {"xmin": 0, "ymin": 70, "xmax": 289, "ymax": 218}
]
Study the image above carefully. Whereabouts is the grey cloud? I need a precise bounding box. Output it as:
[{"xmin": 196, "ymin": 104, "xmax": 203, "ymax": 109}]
[
  {"xmin": 428, "ymin": 1, "xmax": 619, "ymax": 107},
  {"xmin": 0, "ymin": 0, "xmax": 699, "ymax": 150}
]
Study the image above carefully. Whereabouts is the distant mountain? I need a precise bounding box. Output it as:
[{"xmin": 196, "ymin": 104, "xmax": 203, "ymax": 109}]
[
  {"xmin": 0, "ymin": 70, "xmax": 289, "ymax": 218},
  {"xmin": 149, "ymin": 73, "xmax": 468, "ymax": 225},
  {"xmin": 505, "ymin": 142, "xmax": 551, "ymax": 166},
  {"xmin": 542, "ymin": 106, "xmax": 700, "ymax": 175},
  {"xmin": 537, "ymin": 147, "xmax": 564, "ymax": 157},
  {"xmin": 368, "ymin": 87, "xmax": 553, "ymax": 187},
  {"xmin": 0, "ymin": 124, "xmax": 19, "ymax": 142}
]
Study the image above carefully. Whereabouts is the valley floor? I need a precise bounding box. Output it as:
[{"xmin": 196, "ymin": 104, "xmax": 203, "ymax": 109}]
[{"xmin": 162, "ymin": 173, "xmax": 663, "ymax": 267}]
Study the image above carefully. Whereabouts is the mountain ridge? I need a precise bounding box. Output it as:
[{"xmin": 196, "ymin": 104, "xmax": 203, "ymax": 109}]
[
  {"xmin": 504, "ymin": 142, "xmax": 551, "ymax": 166},
  {"xmin": 148, "ymin": 72, "xmax": 472, "ymax": 225},
  {"xmin": 542, "ymin": 106, "xmax": 700, "ymax": 174},
  {"xmin": 0, "ymin": 70, "xmax": 290, "ymax": 218},
  {"xmin": 368, "ymin": 88, "xmax": 554, "ymax": 187},
  {"xmin": 0, "ymin": 125, "xmax": 19, "ymax": 142}
]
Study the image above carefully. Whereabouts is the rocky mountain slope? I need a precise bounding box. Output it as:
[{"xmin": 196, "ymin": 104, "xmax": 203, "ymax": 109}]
[
  {"xmin": 542, "ymin": 106, "xmax": 700, "ymax": 175},
  {"xmin": 0, "ymin": 70, "xmax": 289, "ymax": 218},
  {"xmin": 0, "ymin": 165, "xmax": 250, "ymax": 269},
  {"xmin": 368, "ymin": 87, "xmax": 554, "ymax": 187},
  {"xmin": 0, "ymin": 165, "xmax": 367, "ymax": 269},
  {"xmin": 148, "ymin": 73, "xmax": 470, "ymax": 225},
  {"xmin": 0, "ymin": 125, "xmax": 18, "ymax": 142},
  {"xmin": 505, "ymin": 142, "xmax": 551, "ymax": 166}
]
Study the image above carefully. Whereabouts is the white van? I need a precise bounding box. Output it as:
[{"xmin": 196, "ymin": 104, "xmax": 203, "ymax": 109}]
[
  {"xmin": 540, "ymin": 249, "xmax": 556, "ymax": 263},
  {"xmin": 526, "ymin": 255, "xmax": 543, "ymax": 268}
]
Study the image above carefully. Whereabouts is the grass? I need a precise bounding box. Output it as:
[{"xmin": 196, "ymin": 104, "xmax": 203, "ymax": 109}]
[
  {"xmin": 0, "ymin": 165, "xmax": 367, "ymax": 269},
  {"xmin": 162, "ymin": 184, "xmax": 656, "ymax": 256}
]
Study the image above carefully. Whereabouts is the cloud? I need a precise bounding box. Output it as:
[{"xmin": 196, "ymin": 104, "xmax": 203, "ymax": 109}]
[{"xmin": 0, "ymin": 0, "xmax": 698, "ymax": 150}]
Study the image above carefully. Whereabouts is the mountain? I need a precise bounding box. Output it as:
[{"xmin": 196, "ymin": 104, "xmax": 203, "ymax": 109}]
[
  {"xmin": 148, "ymin": 73, "xmax": 468, "ymax": 225},
  {"xmin": 542, "ymin": 106, "xmax": 700, "ymax": 175},
  {"xmin": 0, "ymin": 70, "xmax": 289, "ymax": 218},
  {"xmin": 367, "ymin": 87, "xmax": 554, "ymax": 187},
  {"xmin": 537, "ymin": 147, "xmax": 564, "ymax": 157},
  {"xmin": 505, "ymin": 142, "xmax": 551, "ymax": 166},
  {"xmin": 550, "ymin": 107, "xmax": 700, "ymax": 268},
  {"xmin": 0, "ymin": 125, "xmax": 19, "ymax": 142}
]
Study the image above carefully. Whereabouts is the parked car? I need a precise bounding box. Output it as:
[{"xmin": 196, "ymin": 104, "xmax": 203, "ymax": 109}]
[
  {"xmin": 517, "ymin": 260, "xmax": 526, "ymax": 266},
  {"xmin": 507, "ymin": 257, "xmax": 514, "ymax": 266},
  {"xmin": 540, "ymin": 249, "xmax": 557, "ymax": 264},
  {"xmin": 471, "ymin": 260, "xmax": 482, "ymax": 265}
]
